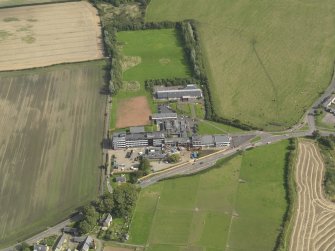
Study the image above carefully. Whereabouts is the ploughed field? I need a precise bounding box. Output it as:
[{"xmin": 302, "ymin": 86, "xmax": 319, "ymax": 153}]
[
  {"xmin": 129, "ymin": 141, "xmax": 289, "ymax": 251},
  {"xmin": 0, "ymin": 61, "xmax": 106, "ymax": 247},
  {"xmin": 290, "ymin": 140, "xmax": 335, "ymax": 251},
  {"xmin": 0, "ymin": 1, "xmax": 104, "ymax": 71},
  {"xmin": 146, "ymin": 0, "xmax": 335, "ymax": 130}
]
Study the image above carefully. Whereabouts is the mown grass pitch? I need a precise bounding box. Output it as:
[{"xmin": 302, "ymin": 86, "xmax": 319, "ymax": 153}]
[
  {"xmin": 0, "ymin": 61, "xmax": 105, "ymax": 247},
  {"xmin": 146, "ymin": 0, "xmax": 335, "ymax": 131},
  {"xmin": 128, "ymin": 141, "xmax": 289, "ymax": 250},
  {"xmin": 110, "ymin": 29, "xmax": 190, "ymax": 129}
]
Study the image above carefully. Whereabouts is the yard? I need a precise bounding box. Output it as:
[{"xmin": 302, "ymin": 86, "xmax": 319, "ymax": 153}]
[
  {"xmin": 146, "ymin": 0, "xmax": 335, "ymax": 130},
  {"xmin": 110, "ymin": 29, "xmax": 191, "ymax": 130},
  {"xmin": 128, "ymin": 141, "xmax": 289, "ymax": 250},
  {"xmin": 0, "ymin": 61, "xmax": 106, "ymax": 247}
]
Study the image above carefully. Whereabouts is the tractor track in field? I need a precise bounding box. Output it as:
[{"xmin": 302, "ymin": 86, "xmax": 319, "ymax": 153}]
[{"xmin": 290, "ymin": 140, "xmax": 335, "ymax": 251}]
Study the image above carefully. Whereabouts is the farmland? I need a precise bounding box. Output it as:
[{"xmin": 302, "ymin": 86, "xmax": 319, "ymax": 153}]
[
  {"xmin": 0, "ymin": 61, "xmax": 106, "ymax": 247},
  {"xmin": 0, "ymin": 1, "xmax": 104, "ymax": 71},
  {"xmin": 128, "ymin": 141, "xmax": 289, "ymax": 250},
  {"xmin": 110, "ymin": 29, "xmax": 190, "ymax": 129},
  {"xmin": 289, "ymin": 140, "xmax": 335, "ymax": 251},
  {"xmin": 146, "ymin": 0, "xmax": 335, "ymax": 130},
  {"xmin": 0, "ymin": 0, "xmax": 64, "ymax": 7}
]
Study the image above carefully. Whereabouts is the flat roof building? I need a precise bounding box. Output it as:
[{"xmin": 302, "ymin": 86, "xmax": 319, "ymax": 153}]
[
  {"xmin": 151, "ymin": 113, "xmax": 178, "ymax": 121},
  {"xmin": 155, "ymin": 85, "xmax": 202, "ymax": 100},
  {"xmin": 192, "ymin": 135, "xmax": 231, "ymax": 148}
]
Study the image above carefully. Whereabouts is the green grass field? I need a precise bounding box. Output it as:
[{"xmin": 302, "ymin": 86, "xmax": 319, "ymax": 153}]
[
  {"xmin": 128, "ymin": 141, "xmax": 289, "ymax": 250},
  {"xmin": 0, "ymin": 61, "xmax": 105, "ymax": 247},
  {"xmin": 110, "ymin": 29, "xmax": 190, "ymax": 129},
  {"xmin": 146, "ymin": 0, "xmax": 335, "ymax": 131}
]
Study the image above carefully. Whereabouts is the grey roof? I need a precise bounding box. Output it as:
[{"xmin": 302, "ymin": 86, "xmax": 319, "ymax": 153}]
[
  {"xmin": 129, "ymin": 126, "xmax": 145, "ymax": 134},
  {"xmin": 155, "ymin": 85, "xmax": 202, "ymax": 99},
  {"xmin": 115, "ymin": 176, "xmax": 126, "ymax": 182},
  {"xmin": 214, "ymin": 135, "xmax": 231, "ymax": 143},
  {"xmin": 81, "ymin": 236, "xmax": 93, "ymax": 251},
  {"xmin": 151, "ymin": 113, "xmax": 177, "ymax": 120},
  {"xmin": 201, "ymin": 135, "xmax": 214, "ymax": 145},
  {"xmin": 34, "ymin": 244, "xmax": 47, "ymax": 251},
  {"xmin": 72, "ymin": 236, "xmax": 86, "ymax": 243},
  {"xmin": 147, "ymin": 131, "xmax": 165, "ymax": 139},
  {"xmin": 125, "ymin": 133, "xmax": 147, "ymax": 141},
  {"xmin": 103, "ymin": 214, "xmax": 113, "ymax": 226},
  {"xmin": 55, "ymin": 234, "xmax": 66, "ymax": 250},
  {"xmin": 63, "ymin": 227, "xmax": 78, "ymax": 234}
]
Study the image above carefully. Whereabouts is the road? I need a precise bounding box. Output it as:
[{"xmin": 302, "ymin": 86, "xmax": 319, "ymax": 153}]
[{"xmin": 1, "ymin": 214, "xmax": 82, "ymax": 251}]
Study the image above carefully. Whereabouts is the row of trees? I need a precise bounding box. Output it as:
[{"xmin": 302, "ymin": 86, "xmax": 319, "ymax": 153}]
[
  {"xmin": 94, "ymin": 0, "xmax": 258, "ymax": 130},
  {"xmin": 312, "ymin": 133, "xmax": 335, "ymax": 200},
  {"xmin": 273, "ymin": 138, "xmax": 297, "ymax": 250},
  {"xmin": 77, "ymin": 183, "xmax": 138, "ymax": 234},
  {"xmin": 177, "ymin": 21, "xmax": 258, "ymax": 131}
]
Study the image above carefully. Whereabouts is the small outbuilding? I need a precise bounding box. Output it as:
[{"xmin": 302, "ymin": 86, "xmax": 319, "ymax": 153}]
[{"xmin": 101, "ymin": 214, "xmax": 113, "ymax": 230}]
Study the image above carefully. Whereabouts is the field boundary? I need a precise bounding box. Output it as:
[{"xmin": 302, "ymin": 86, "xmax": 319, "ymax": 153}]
[
  {"xmin": 273, "ymin": 138, "xmax": 298, "ymax": 251},
  {"xmin": 0, "ymin": 0, "xmax": 79, "ymax": 9},
  {"xmin": 94, "ymin": 0, "xmax": 257, "ymax": 131}
]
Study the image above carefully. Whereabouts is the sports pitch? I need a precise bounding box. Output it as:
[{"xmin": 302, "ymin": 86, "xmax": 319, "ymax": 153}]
[
  {"xmin": 128, "ymin": 141, "xmax": 289, "ymax": 251},
  {"xmin": 0, "ymin": 1, "xmax": 104, "ymax": 71},
  {"xmin": 111, "ymin": 29, "xmax": 190, "ymax": 129},
  {"xmin": 0, "ymin": 61, "xmax": 106, "ymax": 247},
  {"xmin": 146, "ymin": 0, "xmax": 335, "ymax": 130}
]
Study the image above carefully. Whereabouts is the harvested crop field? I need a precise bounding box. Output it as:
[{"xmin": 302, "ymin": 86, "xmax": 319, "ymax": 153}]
[
  {"xmin": 290, "ymin": 140, "xmax": 335, "ymax": 251},
  {"xmin": 0, "ymin": 0, "xmax": 63, "ymax": 7},
  {"xmin": 0, "ymin": 1, "xmax": 104, "ymax": 71},
  {"xmin": 116, "ymin": 96, "xmax": 151, "ymax": 128},
  {"xmin": 0, "ymin": 61, "xmax": 106, "ymax": 247}
]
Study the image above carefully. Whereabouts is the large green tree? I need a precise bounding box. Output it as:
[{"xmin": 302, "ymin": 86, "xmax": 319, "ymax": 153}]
[{"xmin": 113, "ymin": 183, "xmax": 138, "ymax": 217}]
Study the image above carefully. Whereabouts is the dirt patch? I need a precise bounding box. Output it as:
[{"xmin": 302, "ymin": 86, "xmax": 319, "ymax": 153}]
[
  {"xmin": 116, "ymin": 96, "xmax": 151, "ymax": 128},
  {"xmin": 103, "ymin": 246, "xmax": 135, "ymax": 251},
  {"xmin": 159, "ymin": 58, "xmax": 171, "ymax": 65},
  {"xmin": 122, "ymin": 56, "xmax": 141, "ymax": 71},
  {"xmin": 0, "ymin": 2, "xmax": 104, "ymax": 71},
  {"xmin": 123, "ymin": 81, "xmax": 140, "ymax": 92}
]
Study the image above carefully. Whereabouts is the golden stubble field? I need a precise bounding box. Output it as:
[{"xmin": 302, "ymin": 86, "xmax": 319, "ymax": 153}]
[
  {"xmin": 290, "ymin": 141, "xmax": 335, "ymax": 251},
  {"xmin": 0, "ymin": 1, "xmax": 104, "ymax": 71}
]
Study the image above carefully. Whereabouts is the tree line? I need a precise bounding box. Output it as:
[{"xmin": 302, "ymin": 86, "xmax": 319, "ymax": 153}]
[
  {"xmin": 76, "ymin": 183, "xmax": 138, "ymax": 237},
  {"xmin": 93, "ymin": 0, "xmax": 259, "ymax": 130}
]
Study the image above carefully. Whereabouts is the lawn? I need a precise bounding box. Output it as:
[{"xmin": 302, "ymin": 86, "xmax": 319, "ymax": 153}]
[
  {"xmin": 0, "ymin": 61, "xmax": 106, "ymax": 247},
  {"xmin": 197, "ymin": 120, "xmax": 245, "ymax": 135},
  {"xmin": 110, "ymin": 29, "xmax": 191, "ymax": 129},
  {"xmin": 128, "ymin": 141, "xmax": 289, "ymax": 250},
  {"xmin": 146, "ymin": 0, "xmax": 335, "ymax": 131}
]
